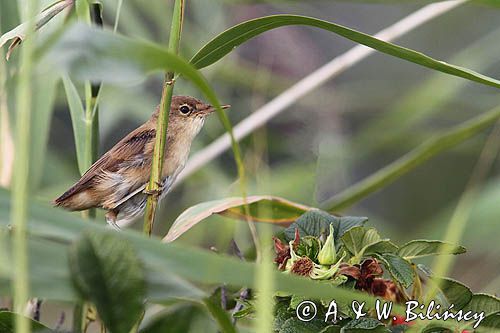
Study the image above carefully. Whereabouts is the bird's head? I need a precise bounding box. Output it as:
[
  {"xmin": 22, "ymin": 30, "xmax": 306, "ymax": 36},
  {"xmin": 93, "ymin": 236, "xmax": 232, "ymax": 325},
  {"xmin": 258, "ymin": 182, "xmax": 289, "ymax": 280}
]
[
  {"xmin": 152, "ymin": 95, "xmax": 230, "ymax": 119},
  {"xmin": 152, "ymin": 95, "xmax": 230, "ymax": 139}
]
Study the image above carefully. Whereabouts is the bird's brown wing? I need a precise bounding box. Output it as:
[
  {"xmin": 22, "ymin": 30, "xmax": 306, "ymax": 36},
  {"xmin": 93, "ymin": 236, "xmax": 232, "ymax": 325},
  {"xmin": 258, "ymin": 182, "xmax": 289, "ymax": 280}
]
[{"xmin": 54, "ymin": 124, "xmax": 156, "ymax": 209}]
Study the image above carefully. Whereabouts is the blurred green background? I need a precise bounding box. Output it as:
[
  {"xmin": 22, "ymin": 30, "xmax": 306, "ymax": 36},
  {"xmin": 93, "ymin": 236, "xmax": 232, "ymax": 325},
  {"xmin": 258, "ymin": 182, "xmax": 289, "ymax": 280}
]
[{"xmin": 1, "ymin": 0, "xmax": 499, "ymax": 300}]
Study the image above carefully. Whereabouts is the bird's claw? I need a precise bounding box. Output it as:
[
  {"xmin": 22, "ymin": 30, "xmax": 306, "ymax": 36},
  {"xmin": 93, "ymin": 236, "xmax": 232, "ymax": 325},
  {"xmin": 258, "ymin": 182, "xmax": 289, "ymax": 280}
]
[{"xmin": 143, "ymin": 182, "xmax": 164, "ymax": 196}]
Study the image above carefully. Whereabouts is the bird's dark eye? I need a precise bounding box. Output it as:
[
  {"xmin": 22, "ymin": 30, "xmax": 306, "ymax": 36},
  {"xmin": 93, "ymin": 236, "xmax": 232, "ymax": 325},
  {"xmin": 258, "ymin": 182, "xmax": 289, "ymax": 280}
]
[{"xmin": 179, "ymin": 105, "xmax": 191, "ymax": 115}]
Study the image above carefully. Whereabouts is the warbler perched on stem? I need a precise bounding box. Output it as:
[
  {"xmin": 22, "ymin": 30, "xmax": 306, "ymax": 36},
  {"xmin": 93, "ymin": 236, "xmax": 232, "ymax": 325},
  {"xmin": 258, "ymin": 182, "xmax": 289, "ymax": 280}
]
[{"xmin": 54, "ymin": 95, "xmax": 229, "ymax": 229}]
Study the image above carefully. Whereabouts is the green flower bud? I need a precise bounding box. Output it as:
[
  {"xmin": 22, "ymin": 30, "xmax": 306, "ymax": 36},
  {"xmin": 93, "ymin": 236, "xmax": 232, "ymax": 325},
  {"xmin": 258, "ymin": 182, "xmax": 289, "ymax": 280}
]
[
  {"xmin": 317, "ymin": 224, "xmax": 336, "ymax": 265},
  {"xmin": 284, "ymin": 240, "xmax": 300, "ymax": 272},
  {"xmin": 310, "ymin": 253, "xmax": 345, "ymax": 280}
]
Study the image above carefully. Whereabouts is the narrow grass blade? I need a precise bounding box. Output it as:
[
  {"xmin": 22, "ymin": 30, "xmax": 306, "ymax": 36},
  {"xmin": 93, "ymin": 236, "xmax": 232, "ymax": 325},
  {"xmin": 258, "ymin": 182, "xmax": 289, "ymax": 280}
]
[{"xmin": 322, "ymin": 105, "xmax": 500, "ymax": 211}]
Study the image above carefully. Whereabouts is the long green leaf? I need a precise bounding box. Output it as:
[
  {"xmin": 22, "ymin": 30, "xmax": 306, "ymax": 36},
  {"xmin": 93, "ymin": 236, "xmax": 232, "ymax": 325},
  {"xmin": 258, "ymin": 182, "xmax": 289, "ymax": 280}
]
[
  {"xmin": 61, "ymin": 75, "xmax": 88, "ymax": 175},
  {"xmin": 322, "ymin": 104, "xmax": 500, "ymax": 211},
  {"xmin": 164, "ymin": 196, "xmax": 312, "ymax": 243},
  {"xmin": 0, "ymin": 312, "xmax": 53, "ymax": 333},
  {"xmin": 190, "ymin": 15, "xmax": 500, "ymax": 89},
  {"xmin": 0, "ymin": 191, "xmax": 467, "ymax": 332},
  {"xmin": 30, "ymin": 73, "xmax": 58, "ymax": 190},
  {"xmin": 0, "ymin": 189, "xmax": 396, "ymax": 313}
]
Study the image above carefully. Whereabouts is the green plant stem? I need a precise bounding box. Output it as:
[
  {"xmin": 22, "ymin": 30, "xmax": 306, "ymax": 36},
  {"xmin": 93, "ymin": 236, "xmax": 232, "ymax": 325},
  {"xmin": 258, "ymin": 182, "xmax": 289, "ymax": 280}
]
[
  {"xmin": 84, "ymin": 4, "xmax": 102, "ymax": 219},
  {"xmin": 74, "ymin": 3, "xmax": 102, "ymax": 331},
  {"xmin": 322, "ymin": 104, "xmax": 500, "ymax": 212},
  {"xmin": 254, "ymin": 224, "xmax": 274, "ymax": 333},
  {"xmin": 143, "ymin": 0, "xmax": 184, "ymax": 236},
  {"xmin": 12, "ymin": 2, "xmax": 37, "ymax": 333}
]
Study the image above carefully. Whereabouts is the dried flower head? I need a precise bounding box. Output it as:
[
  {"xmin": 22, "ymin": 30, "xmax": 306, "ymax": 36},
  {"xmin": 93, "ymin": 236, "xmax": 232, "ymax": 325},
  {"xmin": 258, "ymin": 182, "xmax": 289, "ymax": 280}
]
[{"xmin": 290, "ymin": 256, "xmax": 314, "ymax": 277}]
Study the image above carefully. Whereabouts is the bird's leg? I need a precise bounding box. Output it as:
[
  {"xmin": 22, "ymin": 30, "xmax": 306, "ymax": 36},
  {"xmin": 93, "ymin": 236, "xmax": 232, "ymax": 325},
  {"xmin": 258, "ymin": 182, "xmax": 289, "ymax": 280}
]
[
  {"xmin": 105, "ymin": 209, "xmax": 121, "ymax": 231},
  {"xmin": 143, "ymin": 181, "xmax": 164, "ymax": 196}
]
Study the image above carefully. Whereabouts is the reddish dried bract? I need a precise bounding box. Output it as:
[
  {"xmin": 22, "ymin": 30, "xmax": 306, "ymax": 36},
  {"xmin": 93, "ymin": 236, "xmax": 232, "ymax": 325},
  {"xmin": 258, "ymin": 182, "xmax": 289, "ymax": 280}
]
[
  {"xmin": 338, "ymin": 258, "xmax": 401, "ymax": 301},
  {"xmin": 273, "ymin": 237, "xmax": 291, "ymax": 270},
  {"xmin": 370, "ymin": 278, "xmax": 401, "ymax": 302},
  {"xmin": 291, "ymin": 257, "xmax": 314, "ymax": 277},
  {"xmin": 338, "ymin": 263, "xmax": 361, "ymax": 280},
  {"xmin": 356, "ymin": 258, "xmax": 384, "ymax": 290}
]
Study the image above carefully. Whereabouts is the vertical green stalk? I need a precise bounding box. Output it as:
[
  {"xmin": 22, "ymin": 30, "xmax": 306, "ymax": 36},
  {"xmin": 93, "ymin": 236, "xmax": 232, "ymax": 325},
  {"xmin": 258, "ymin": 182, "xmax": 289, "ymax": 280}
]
[
  {"xmin": 84, "ymin": 4, "xmax": 102, "ymax": 219},
  {"xmin": 12, "ymin": 1, "xmax": 37, "ymax": 333},
  {"xmin": 74, "ymin": 0, "xmax": 100, "ymax": 175},
  {"xmin": 143, "ymin": 0, "xmax": 184, "ymax": 236},
  {"xmin": 254, "ymin": 223, "xmax": 275, "ymax": 333},
  {"xmin": 0, "ymin": 34, "xmax": 10, "ymax": 187},
  {"xmin": 73, "ymin": 2, "xmax": 102, "ymax": 331}
]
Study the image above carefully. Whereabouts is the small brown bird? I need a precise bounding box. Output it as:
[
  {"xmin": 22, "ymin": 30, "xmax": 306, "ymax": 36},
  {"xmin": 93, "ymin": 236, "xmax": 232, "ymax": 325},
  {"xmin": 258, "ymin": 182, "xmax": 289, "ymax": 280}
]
[{"xmin": 54, "ymin": 95, "xmax": 229, "ymax": 229}]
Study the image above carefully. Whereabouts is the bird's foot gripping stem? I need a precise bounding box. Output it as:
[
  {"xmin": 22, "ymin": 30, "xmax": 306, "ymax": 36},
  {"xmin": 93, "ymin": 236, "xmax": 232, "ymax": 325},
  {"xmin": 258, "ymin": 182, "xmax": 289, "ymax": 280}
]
[{"xmin": 143, "ymin": 181, "xmax": 164, "ymax": 197}]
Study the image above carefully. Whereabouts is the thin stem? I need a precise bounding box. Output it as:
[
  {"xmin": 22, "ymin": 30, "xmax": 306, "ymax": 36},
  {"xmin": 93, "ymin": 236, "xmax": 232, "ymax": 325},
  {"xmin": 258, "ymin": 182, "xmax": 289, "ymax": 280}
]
[
  {"xmin": 12, "ymin": 2, "xmax": 37, "ymax": 333},
  {"xmin": 113, "ymin": 0, "xmax": 123, "ymax": 33},
  {"xmin": 74, "ymin": 3, "xmax": 102, "ymax": 331},
  {"xmin": 426, "ymin": 120, "xmax": 500, "ymax": 300},
  {"xmin": 143, "ymin": 0, "xmax": 184, "ymax": 236},
  {"xmin": 84, "ymin": 4, "xmax": 102, "ymax": 219},
  {"xmin": 0, "ymin": 34, "xmax": 14, "ymax": 187}
]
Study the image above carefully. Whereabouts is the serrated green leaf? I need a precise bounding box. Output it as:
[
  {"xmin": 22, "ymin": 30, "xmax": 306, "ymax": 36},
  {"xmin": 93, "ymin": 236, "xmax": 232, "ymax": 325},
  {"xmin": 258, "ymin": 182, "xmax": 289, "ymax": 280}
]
[
  {"xmin": 375, "ymin": 253, "xmax": 414, "ymax": 289},
  {"xmin": 69, "ymin": 231, "xmax": 146, "ymax": 333},
  {"xmin": 429, "ymin": 277, "xmax": 472, "ymax": 310},
  {"xmin": 190, "ymin": 15, "xmax": 500, "ymax": 89},
  {"xmin": 279, "ymin": 317, "xmax": 327, "ymax": 333},
  {"xmin": 463, "ymin": 294, "xmax": 500, "ymax": 316},
  {"xmin": 283, "ymin": 210, "xmax": 367, "ymax": 243},
  {"xmin": 363, "ymin": 240, "xmax": 398, "ymax": 256},
  {"xmin": 341, "ymin": 317, "xmax": 389, "ymax": 332},
  {"xmin": 0, "ymin": 311, "xmax": 53, "ymax": 333},
  {"xmin": 284, "ymin": 209, "xmax": 338, "ymax": 240},
  {"xmin": 274, "ymin": 300, "xmax": 293, "ymax": 331},
  {"xmin": 341, "ymin": 227, "xmax": 381, "ymax": 258},
  {"xmin": 397, "ymin": 240, "xmax": 466, "ymax": 260},
  {"xmin": 476, "ymin": 312, "xmax": 500, "ymax": 332},
  {"xmin": 289, "ymin": 295, "xmax": 308, "ymax": 310},
  {"xmin": 336, "ymin": 217, "xmax": 369, "ymax": 239},
  {"xmin": 320, "ymin": 325, "xmax": 342, "ymax": 333}
]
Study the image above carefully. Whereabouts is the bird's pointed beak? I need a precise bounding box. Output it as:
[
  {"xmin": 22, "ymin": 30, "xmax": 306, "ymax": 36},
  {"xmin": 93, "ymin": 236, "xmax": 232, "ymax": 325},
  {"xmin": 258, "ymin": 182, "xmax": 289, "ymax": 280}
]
[{"xmin": 198, "ymin": 103, "xmax": 231, "ymax": 116}]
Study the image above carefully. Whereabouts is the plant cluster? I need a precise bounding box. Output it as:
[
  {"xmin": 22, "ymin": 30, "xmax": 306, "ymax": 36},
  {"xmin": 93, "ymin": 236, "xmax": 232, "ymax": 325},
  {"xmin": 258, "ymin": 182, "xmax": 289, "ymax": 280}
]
[{"xmin": 230, "ymin": 210, "xmax": 499, "ymax": 332}]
